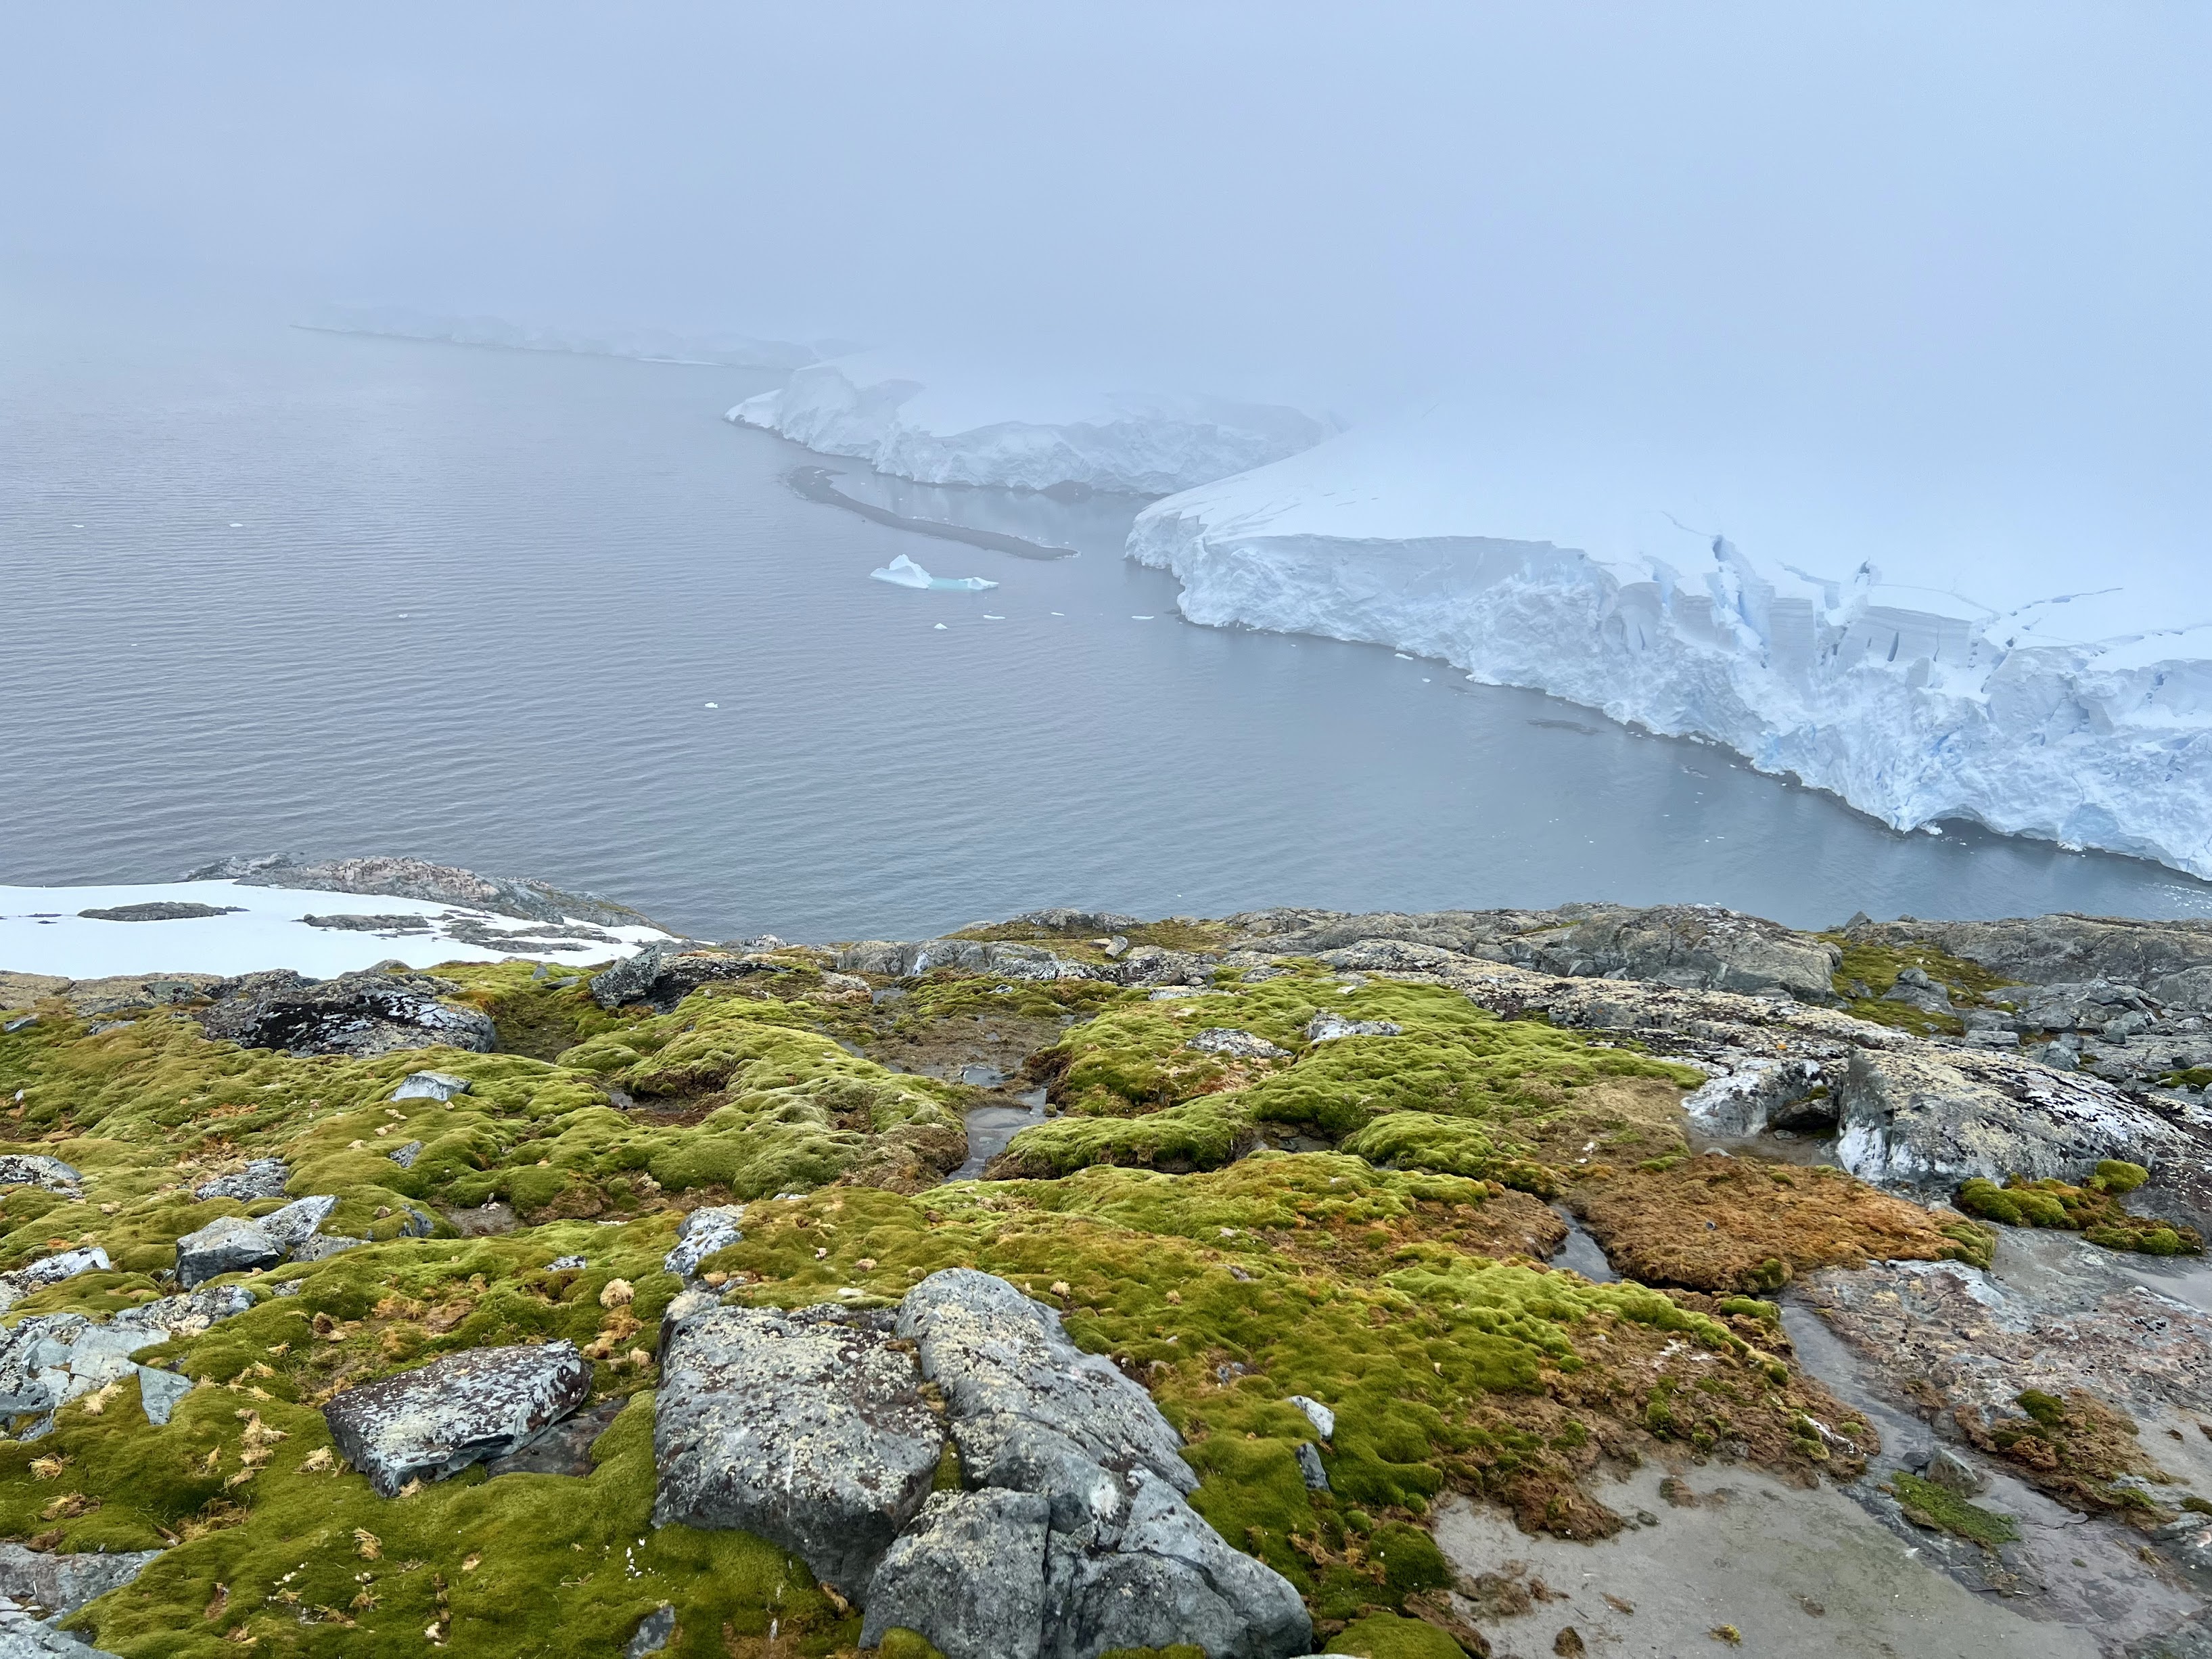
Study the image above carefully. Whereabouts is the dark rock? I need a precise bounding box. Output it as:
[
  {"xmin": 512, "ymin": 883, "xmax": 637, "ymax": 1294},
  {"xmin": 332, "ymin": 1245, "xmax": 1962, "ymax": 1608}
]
[
  {"xmin": 290, "ymin": 1235, "xmax": 366, "ymax": 1263},
  {"xmin": 175, "ymin": 1216, "xmax": 281, "ymax": 1287},
  {"xmin": 0, "ymin": 1541, "xmax": 161, "ymax": 1618},
  {"xmin": 484, "ymin": 1397, "xmax": 626, "ymax": 1478},
  {"xmin": 193, "ymin": 1159, "xmax": 289, "ymax": 1202},
  {"xmin": 1294, "ymin": 1442, "xmax": 1329, "ymax": 1490},
  {"xmin": 623, "ymin": 1604, "xmax": 678, "ymax": 1659},
  {"xmin": 300, "ymin": 913, "xmax": 433, "ymax": 932},
  {"xmin": 198, "ymin": 970, "xmax": 494, "ymax": 1058},
  {"xmin": 76, "ymin": 901, "xmax": 241, "ymax": 922},
  {"xmin": 1186, "ymin": 1028, "xmax": 1289, "ymax": 1061},
  {"xmin": 653, "ymin": 1304, "xmax": 944, "ymax": 1596},
  {"xmin": 860, "ymin": 1489, "xmax": 1053, "ymax": 1659},
  {"xmin": 257, "ymin": 1195, "xmax": 338, "ymax": 1256},
  {"xmin": 388, "ymin": 1140, "xmax": 424, "ymax": 1170},
  {"xmin": 321, "ymin": 1341, "xmax": 593, "ymax": 1497},
  {"xmin": 0, "ymin": 1157, "xmax": 80, "ymax": 1196},
  {"xmin": 834, "ymin": 939, "xmax": 1104, "ymax": 983},
  {"xmin": 1109, "ymin": 947, "xmax": 1218, "ymax": 988},
  {"xmin": 1845, "ymin": 913, "xmax": 2212, "ymax": 995},
  {"xmin": 183, "ymin": 854, "xmax": 658, "ymax": 929},
  {"xmin": 0, "ymin": 1248, "xmax": 110, "ymax": 1315},
  {"xmin": 0, "ymin": 1284, "xmax": 252, "ymax": 1420},
  {"xmin": 589, "ymin": 942, "xmax": 781, "ymax": 1011},
  {"xmin": 1921, "ymin": 1448, "xmax": 1986, "ymax": 1497}
]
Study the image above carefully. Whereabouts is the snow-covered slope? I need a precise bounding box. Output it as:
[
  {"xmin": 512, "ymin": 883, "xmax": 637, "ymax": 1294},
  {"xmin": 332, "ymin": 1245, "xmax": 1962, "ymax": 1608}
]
[
  {"xmin": 304, "ymin": 306, "xmax": 824, "ymax": 371},
  {"xmin": 1129, "ymin": 415, "xmax": 2212, "ymax": 880},
  {"xmin": 731, "ymin": 353, "xmax": 1327, "ymax": 496},
  {"xmin": 0, "ymin": 882, "xmax": 673, "ymax": 978}
]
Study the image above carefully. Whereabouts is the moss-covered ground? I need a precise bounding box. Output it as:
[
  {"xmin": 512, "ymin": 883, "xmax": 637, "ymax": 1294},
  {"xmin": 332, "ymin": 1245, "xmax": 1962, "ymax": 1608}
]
[
  {"xmin": 1962, "ymin": 1390, "xmax": 2182, "ymax": 1528},
  {"xmin": 0, "ymin": 949, "xmax": 1921, "ymax": 1655},
  {"xmin": 1818, "ymin": 937, "xmax": 2019, "ymax": 1038},
  {"xmin": 1885, "ymin": 1471, "xmax": 2020, "ymax": 1549},
  {"xmin": 1954, "ymin": 1164, "xmax": 2202, "ymax": 1256}
]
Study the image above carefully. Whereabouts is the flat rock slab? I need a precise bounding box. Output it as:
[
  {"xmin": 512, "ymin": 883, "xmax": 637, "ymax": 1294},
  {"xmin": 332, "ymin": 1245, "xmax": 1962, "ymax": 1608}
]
[
  {"xmin": 653, "ymin": 1304, "xmax": 944, "ymax": 1596},
  {"xmin": 198, "ymin": 969, "xmax": 494, "ymax": 1058},
  {"xmin": 485, "ymin": 1398, "xmax": 626, "ymax": 1479},
  {"xmin": 0, "ymin": 1541, "xmax": 161, "ymax": 1619},
  {"xmin": 322, "ymin": 1341, "xmax": 593, "ymax": 1497},
  {"xmin": 192, "ymin": 1159, "xmax": 289, "ymax": 1202}
]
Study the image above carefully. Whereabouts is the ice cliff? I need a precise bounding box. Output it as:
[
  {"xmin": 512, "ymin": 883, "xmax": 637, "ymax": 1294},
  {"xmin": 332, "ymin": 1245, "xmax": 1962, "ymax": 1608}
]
[
  {"xmin": 730, "ymin": 353, "xmax": 1327, "ymax": 496},
  {"xmin": 1128, "ymin": 415, "xmax": 2212, "ymax": 880}
]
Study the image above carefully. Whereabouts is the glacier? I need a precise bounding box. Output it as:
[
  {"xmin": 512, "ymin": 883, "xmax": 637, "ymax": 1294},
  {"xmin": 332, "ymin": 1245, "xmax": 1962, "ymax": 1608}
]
[
  {"xmin": 1128, "ymin": 413, "xmax": 2212, "ymax": 881},
  {"xmin": 731, "ymin": 352, "xmax": 1327, "ymax": 497}
]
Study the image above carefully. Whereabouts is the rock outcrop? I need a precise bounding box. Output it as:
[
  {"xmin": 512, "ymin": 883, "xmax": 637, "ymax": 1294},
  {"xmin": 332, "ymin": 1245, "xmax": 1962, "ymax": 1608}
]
[
  {"xmin": 0, "ymin": 1250, "xmax": 110, "ymax": 1315},
  {"xmin": 191, "ymin": 1159, "xmax": 289, "ymax": 1202},
  {"xmin": 197, "ymin": 969, "xmax": 495, "ymax": 1057},
  {"xmin": 0, "ymin": 1285, "xmax": 252, "ymax": 1428},
  {"xmin": 183, "ymin": 853, "xmax": 658, "ymax": 929},
  {"xmin": 321, "ymin": 1342, "xmax": 594, "ymax": 1496},
  {"xmin": 589, "ymin": 942, "xmax": 786, "ymax": 1011},
  {"xmin": 0, "ymin": 1542, "xmax": 160, "ymax": 1620}
]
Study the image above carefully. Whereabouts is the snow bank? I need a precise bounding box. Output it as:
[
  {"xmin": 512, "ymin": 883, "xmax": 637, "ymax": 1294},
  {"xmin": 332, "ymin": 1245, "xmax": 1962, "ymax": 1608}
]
[
  {"xmin": 304, "ymin": 306, "xmax": 825, "ymax": 371},
  {"xmin": 1129, "ymin": 413, "xmax": 2212, "ymax": 880},
  {"xmin": 731, "ymin": 353, "xmax": 1327, "ymax": 496},
  {"xmin": 0, "ymin": 882, "xmax": 674, "ymax": 979},
  {"xmin": 868, "ymin": 553, "xmax": 997, "ymax": 592}
]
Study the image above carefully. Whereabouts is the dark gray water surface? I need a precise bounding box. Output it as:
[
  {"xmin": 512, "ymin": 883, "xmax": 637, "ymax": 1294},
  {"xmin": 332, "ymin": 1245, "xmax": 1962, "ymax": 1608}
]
[{"xmin": 5, "ymin": 288, "xmax": 2209, "ymax": 940}]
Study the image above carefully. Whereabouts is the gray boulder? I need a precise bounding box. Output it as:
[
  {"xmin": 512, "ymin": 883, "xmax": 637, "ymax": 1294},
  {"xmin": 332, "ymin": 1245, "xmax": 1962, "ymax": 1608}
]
[
  {"xmin": 198, "ymin": 969, "xmax": 494, "ymax": 1058},
  {"xmin": 175, "ymin": 1215, "xmax": 282, "ymax": 1288},
  {"xmin": 1111, "ymin": 947, "xmax": 1217, "ymax": 988},
  {"xmin": 834, "ymin": 940, "xmax": 1104, "ymax": 983},
  {"xmin": 392, "ymin": 1070, "xmax": 472, "ymax": 1101},
  {"xmin": 1294, "ymin": 1443, "xmax": 1329, "ymax": 1490},
  {"xmin": 662, "ymin": 1206, "xmax": 745, "ymax": 1281},
  {"xmin": 653, "ymin": 1305, "xmax": 944, "ymax": 1595},
  {"xmin": 861, "ymin": 1489, "xmax": 1053, "ymax": 1659},
  {"xmin": 388, "ymin": 1140, "xmax": 425, "ymax": 1170},
  {"xmin": 193, "ymin": 1159, "xmax": 289, "ymax": 1202},
  {"xmin": 0, "ymin": 1599, "xmax": 124, "ymax": 1656},
  {"xmin": 258, "ymin": 1195, "xmax": 338, "ymax": 1256},
  {"xmin": 623, "ymin": 1604, "xmax": 677, "ymax": 1659},
  {"xmin": 0, "ymin": 1284, "xmax": 252, "ymax": 1422},
  {"xmin": 0, "ymin": 1157, "xmax": 80, "ymax": 1196},
  {"xmin": 0, "ymin": 1541, "xmax": 161, "ymax": 1619},
  {"xmin": 1044, "ymin": 1472, "xmax": 1313, "ymax": 1659},
  {"xmin": 135, "ymin": 1365, "xmax": 193, "ymax": 1426},
  {"xmin": 1186, "ymin": 1028, "xmax": 1289, "ymax": 1061},
  {"xmin": 0, "ymin": 1249, "xmax": 110, "ymax": 1315},
  {"xmin": 1304, "ymin": 1013, "xmax": 1400, "ymax": 1044},
  {"xmin": 321, "ymin": 1341, "xmax": 593, "ymax": 1496}
]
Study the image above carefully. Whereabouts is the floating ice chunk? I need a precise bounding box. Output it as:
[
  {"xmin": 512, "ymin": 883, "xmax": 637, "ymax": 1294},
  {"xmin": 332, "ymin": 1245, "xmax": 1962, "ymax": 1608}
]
[
  {"xmin": 703, "ymin": 702, "xmax": 718, "ymax": 709},
  {"xmin": 868, "ymin": 553, "xmax": 998, "ymax": 592},
  {"xmin": 1393, "ymin": 652, "xmax": 1412, "ymax": 660},
  {"xmin": 934, "ymin": 623, "xmax": 948, "ymax": 631},
  {"xmin": 1049, "ymin": 611, "xmax": 1065, "ymax": 616},
  {"xmin": 1131, "ymin": 614, "xmax": 1154, "ymax": 620},
  {"xmin": 982, "ymin": 614, "xmax": 1005, "ymax": 620}
]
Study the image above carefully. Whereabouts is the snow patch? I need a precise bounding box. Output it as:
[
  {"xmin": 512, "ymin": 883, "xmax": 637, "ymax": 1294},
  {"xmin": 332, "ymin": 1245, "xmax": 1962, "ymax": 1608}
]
[{"xmin": 0, "ymin": 882, "xmax": 675, "ymax": 978}]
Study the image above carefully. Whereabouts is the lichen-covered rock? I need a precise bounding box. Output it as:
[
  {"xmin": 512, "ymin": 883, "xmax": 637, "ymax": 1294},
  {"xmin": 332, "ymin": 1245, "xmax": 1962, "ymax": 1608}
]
[
  {"xmin": 191, "ymin": 1158, "xmax": 289, "ymax": 1202},
  {"xmin": 134, "ymin": 1364, "xmax": 192, "ymax": 1426},
  {"xmin": 174, "ymin": 1214, "xmax": 282, "ymax": 1288},
  {"xmin": 1304, "ymin": 1012, "xmax": 1401, "ymax": 1044},
  {"xmin": 0, "ymin": 1249, "xmax": 110, "ymax": 1315},
  {"xmin": 662, "ymin": 1206, "xmax": 745, "ymax": 1282},
  {"xmin": 652, "ymin": 1305, "xmax": 944, "ymax": 1595},
  {"xmin": 589, "ymin": 942, "xmax": 777, "ymax": 1011},
  {"xmin": 198, "ymin": 969, "xmax": 494, "ymax": 1057},
  {"xmin": 391, "ymin": 1070, "xmax": 472, "ymax": 1101},
  {"xmin": 833, "ymin": 939, "xmax": 1104, "ymax": 982},
  {"xmin": 0, "ymin": 1285, "xmax": 251, "ymax": 1421},
  {"xmin": 860, "ymin": 1488, "xmax": 1053, "ymax": 1659},
  {"xmin": 0, "ymin": 1541, "xmax": 161, "ymax": 1618},
  {"xmin": 321, "ymin": 1341, "xmax": 594, "ymax": 1497},
  {"xmin": 0, "ymin": 1599, "xmax": 124, "ymax": 1656},
  {"xmin": 185, "ymin": 853, "xmax": 655, "ymax": 928},
  {"xmin": 388, "ymin": 1139, "xmax": 425, "ymax": 1169},
  {"xmin": 256, "ymin": 1194, "xmax": 338, "ymax": 1256},
  {"xmin": 1186, "ymin": 1028, "xmax": 1289, "ymax": 1060},
  {"xmin": 0, "ymin": 1156, "xmax": 80, "ymax": 1196}
]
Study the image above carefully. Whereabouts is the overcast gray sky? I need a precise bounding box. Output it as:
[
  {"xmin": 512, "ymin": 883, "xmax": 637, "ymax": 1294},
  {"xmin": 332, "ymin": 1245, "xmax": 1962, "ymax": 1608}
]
[{"xmin": 5, "ymin": 3, "xmax": 2206, "ymax": 553}]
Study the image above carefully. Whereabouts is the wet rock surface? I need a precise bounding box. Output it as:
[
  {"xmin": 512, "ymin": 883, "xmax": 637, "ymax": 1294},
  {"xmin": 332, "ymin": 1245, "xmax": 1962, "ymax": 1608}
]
[
  {"xmin": 321, "ymin": 1341, "xmax": 594, "ymax": 1496},
  {"xmin": 197, "ymin": 968, "xmax": 495, "ymax": 1057}
]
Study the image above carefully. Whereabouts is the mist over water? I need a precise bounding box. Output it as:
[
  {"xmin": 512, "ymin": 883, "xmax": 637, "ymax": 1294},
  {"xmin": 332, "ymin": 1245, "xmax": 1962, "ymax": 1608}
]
[{"xmin": 3, "ymin": 296, "xmax": 2205, "ymax": 940}]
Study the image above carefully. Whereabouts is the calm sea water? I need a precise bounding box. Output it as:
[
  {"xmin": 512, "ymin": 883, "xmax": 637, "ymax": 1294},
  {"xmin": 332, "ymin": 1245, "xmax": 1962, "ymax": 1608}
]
[{"xmin": 5, "ymin": 288, "xmax": 2209, "ymax": 940}]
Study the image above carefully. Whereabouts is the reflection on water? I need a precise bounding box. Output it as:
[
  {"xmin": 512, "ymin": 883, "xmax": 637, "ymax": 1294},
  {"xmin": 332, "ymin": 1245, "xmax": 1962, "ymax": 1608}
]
[{"xmin": 5, "ymin": 285, "xmax": 2211, "ymax": 943}]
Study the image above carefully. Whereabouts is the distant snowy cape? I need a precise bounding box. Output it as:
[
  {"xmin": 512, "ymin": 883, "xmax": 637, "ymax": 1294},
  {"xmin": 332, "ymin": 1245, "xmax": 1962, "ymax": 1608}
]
[
  {"xmin": 1129, "ymin": 415, "xmax": 2212, "ymax": 880},
  {"xmin": 731, "ymin": 353, "xmax": 1328, "ymax": 496}
]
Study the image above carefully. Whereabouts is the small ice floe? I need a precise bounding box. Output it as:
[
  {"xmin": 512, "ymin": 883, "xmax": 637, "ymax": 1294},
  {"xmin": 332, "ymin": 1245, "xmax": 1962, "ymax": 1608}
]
[
  {"xmin": 982, "ymin": 614, "xmax": 1005, "ymax": 620},
  {"xmin": 229, "ymin": 522, "xmax": 242, "ymax": 528},
  {"xmin": 1393, "ymin": 652, "xmax": 1412, "ymax": 660},
  {"xmin": 703, "ymin": 702, "xmax": 718, "ymax": 709},
  {"xmin": 934, "ymin": 622, "xmax": 948, "ymax": 631},
  {"xmin": 869, "ymin": 553, "xmax": 997, "ymax": 591},
  {"xmin": 1131, "ymin": 614, "xmax": 1154, "ymax": 620},
  {"xmin": 1050, "ymin": 610, "xmax": 1065, "ymax": 616}
]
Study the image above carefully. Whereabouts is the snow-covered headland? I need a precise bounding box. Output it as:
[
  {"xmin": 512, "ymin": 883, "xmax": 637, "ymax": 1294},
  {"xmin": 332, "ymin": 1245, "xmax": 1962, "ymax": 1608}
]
[
  {"xmin": 302, "ymin": 306, "xmax": 827, "ymax": 371},
  {"xmin": 731, "ymin": 352, "xmax": 1328, "ymax": 496},
  {"xmin": 1129, "ymin": 413, "xmax": 2212, "ymax": 880}
]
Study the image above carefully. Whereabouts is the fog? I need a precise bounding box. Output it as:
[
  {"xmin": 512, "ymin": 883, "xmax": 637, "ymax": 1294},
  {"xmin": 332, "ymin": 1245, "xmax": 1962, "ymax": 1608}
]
[{"xmin": 5, "ymin": 2, "xmax": 2207, "ymax": 554}]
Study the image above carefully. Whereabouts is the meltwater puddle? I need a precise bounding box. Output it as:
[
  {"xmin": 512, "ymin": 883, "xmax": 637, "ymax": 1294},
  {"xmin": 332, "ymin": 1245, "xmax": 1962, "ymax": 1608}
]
[{"xmin": 948, "ymin": 1087, "xmax": 1049, "ymax": 1181}]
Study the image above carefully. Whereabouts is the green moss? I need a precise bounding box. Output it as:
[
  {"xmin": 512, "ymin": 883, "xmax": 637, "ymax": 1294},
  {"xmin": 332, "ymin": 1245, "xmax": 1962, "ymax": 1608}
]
[
  {"xmin": 1820, "ymin": 938, "xmax": 2018, "ymax": 1036},
  {"xmin": 1888, "ymin": 1471, "xmax": 2019, "ymax": 1548},
  {"xmin": 1955, "ymin": 1176, "xmax": 2201, "ymax": 1256},
  {"xmin": 876, "ymin": 1632, "xmax": 952, "ymax": 1659},
  {"xmin": 1323, "ymin": 1610, "xmax": 1466, "ymax": 1658}
]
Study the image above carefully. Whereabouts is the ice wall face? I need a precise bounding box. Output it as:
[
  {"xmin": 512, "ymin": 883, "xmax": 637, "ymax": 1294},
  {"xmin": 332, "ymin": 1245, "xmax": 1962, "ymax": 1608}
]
[
  {"xmin": 730, "ymin": 356, "xmax": 1327, "ymax": 497},
  {"xmin": 1129, "ymin": 462, "xmax": 2212, "ymax": 882}
]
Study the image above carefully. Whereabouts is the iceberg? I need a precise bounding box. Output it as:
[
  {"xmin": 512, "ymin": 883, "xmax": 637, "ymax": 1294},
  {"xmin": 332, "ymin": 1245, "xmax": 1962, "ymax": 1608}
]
[
  {"xmin": 1128, "ymin": 409, "xmax": 2212, "ymax": 881},
  {"xmin": 732, "ymin": 352, "xmax": 1327, "ymax": 497},
  {"xmin": 869, "ymin": 553, "xmax": 998, "ymax": 592}
]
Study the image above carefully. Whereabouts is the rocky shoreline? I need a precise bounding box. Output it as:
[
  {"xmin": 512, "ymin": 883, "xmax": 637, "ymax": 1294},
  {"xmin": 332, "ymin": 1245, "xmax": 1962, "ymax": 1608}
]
[{"xmin": 1, "ymin": 866, "xmax": 2209, "ymax": 1656}]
